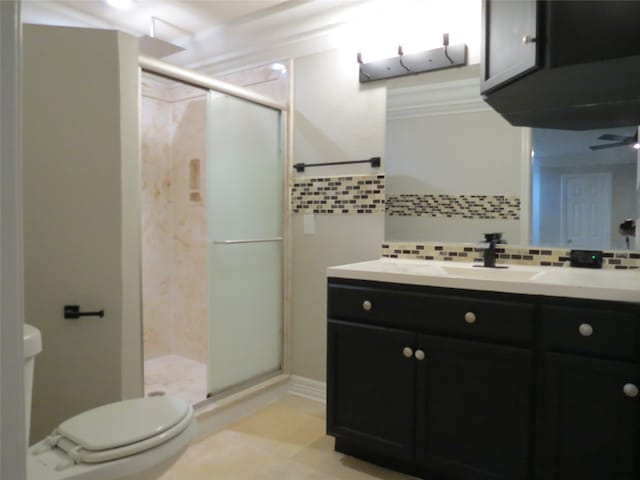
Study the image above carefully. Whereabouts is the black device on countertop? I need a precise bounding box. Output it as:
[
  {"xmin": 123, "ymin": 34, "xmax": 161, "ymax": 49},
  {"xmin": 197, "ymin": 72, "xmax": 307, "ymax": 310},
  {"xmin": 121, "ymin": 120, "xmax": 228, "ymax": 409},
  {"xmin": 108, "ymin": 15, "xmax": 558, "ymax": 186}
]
[{"xmin": 570, "ymin": 250, "xmax": 603, "ymax": 269}]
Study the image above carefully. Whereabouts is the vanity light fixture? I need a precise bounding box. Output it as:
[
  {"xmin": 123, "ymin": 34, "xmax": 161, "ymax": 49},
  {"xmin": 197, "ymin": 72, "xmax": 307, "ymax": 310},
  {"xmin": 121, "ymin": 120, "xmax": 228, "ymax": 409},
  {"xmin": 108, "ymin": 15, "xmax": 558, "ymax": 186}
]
[{"xmin": 357, "ymin": 33, "xmax": 467, "ymax": 83}]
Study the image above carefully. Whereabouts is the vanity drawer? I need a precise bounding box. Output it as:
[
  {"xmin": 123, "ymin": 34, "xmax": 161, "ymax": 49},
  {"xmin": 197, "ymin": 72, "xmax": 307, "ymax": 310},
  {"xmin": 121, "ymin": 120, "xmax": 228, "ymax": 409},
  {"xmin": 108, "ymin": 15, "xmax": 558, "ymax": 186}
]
[
  {"xmin": 328, "ymin": 283, "xmax": 534, "ymax": 344},
  {"xmin": 429, "ymin": 295, "xmax": 534, "ymax": 344},
  {"xmin": 327, "ymin": 283, "xmax": 428, "ymax": 325},
  {"xmin": 540, "ymin": 305, "xmax": 640, "ymax": 360}
]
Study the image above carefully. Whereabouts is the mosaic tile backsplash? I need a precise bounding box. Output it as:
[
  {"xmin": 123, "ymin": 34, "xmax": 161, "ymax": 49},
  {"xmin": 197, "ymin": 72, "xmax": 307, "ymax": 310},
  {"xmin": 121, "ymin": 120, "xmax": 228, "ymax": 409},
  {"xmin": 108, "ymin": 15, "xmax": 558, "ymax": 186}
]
[
  {"xmin": 291, "ymin": 175, "xmax": 385, "ymax": 214},
  {"xmin": 382, "ymin": 241, "xmax": 640, "ymax": 270},
  {"xmin": 386, "ymin": 194, "xmax": 520, "ymax": 219}
]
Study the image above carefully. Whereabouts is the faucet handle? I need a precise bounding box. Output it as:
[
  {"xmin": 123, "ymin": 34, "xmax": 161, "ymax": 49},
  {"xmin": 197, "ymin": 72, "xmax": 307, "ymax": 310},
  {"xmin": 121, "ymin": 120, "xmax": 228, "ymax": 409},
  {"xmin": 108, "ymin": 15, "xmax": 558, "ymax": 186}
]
[{"xmin": 483, "ymin": 232, "xmax": 504, "ymax": 244}]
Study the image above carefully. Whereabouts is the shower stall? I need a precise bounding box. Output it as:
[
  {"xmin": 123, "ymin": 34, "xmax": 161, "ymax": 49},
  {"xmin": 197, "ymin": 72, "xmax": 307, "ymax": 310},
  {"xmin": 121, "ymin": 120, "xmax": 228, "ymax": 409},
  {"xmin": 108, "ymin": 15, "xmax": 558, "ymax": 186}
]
[{"xmin": 139, "ymin": 61, "xmax": 286, "ymax": 405}]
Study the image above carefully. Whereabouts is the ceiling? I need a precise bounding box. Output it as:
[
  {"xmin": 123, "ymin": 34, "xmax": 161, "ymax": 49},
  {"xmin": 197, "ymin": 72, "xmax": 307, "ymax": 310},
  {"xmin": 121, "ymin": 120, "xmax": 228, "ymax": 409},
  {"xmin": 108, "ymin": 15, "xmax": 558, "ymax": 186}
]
[
  {"xmin": 22, "ymin": 0, "xmax": 483, "ymax": 76},
  {"xmin": 22, "ymin": 0, "xmax": 417, "ymax": 75},
  {"xmin": 23, "ymin": 1, "xmax": 288, "ymax": 40},
  {"xmin": 534, "ymin": 126, "xmax": 638, "ymax": 163}
]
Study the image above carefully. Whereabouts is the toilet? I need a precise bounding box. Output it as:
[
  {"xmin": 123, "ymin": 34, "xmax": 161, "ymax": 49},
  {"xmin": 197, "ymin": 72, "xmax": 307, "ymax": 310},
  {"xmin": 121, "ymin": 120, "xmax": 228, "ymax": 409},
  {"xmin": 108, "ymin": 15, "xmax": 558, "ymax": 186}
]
[{"xmin": 23, "ymin": 324, "xmax": 196, "ymax": 480}]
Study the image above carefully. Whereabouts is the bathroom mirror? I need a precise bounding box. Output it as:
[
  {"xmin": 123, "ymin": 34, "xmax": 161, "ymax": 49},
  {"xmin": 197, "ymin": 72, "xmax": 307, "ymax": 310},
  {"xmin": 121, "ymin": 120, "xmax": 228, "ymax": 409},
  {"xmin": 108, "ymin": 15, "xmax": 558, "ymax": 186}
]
[
  {"xmin": 384, "ymin": 67, "xmax": 640, "ymax": 252},
  {"xmin": 531, "ymin": 127, "xmax": 639, "ymax": 251}
]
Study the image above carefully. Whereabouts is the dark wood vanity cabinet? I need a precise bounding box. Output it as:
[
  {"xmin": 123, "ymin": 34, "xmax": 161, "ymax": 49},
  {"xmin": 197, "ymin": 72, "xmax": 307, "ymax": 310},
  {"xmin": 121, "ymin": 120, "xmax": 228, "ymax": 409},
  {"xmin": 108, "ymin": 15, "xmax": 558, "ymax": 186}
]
[
  {"xmin": 536, "ymin": 354, "xmax": 640, "ymax": 480},
  {"xmin": 327, "ymin": 278, "xmax": 640, "ymax": 480},
  {"xmin": 415, "ymin": 336, "xmax": 533, "ymax": 480},
  {"xmin": 327, "ymin": 320, "xmax": 416, "ymax": 461},
  {"xmin": 481, "ymin": 0, "xmax": 640, "ymax": 129},
  {"xmin": 327, "ymin": 279, "xmax": 536, "ymax": 479},
  {"xmin": 535, "ymin": 305, "xmax": 640, "ymax": 480}
]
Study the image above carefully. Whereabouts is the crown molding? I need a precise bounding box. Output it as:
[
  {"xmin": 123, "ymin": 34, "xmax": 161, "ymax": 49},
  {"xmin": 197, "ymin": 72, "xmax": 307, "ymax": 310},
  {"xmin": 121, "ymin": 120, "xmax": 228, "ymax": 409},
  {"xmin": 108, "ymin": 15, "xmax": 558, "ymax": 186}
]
[
  {"xmin": 174, "ymin": 0, "xmax": 417, "ymax": 76},
  {"xmin": 387, "ymin": 77, "xmax": 490, "ymax": 121},
  {"xmin": 22, "ymin": 1, "xmax": 130, "ymax": 33}
]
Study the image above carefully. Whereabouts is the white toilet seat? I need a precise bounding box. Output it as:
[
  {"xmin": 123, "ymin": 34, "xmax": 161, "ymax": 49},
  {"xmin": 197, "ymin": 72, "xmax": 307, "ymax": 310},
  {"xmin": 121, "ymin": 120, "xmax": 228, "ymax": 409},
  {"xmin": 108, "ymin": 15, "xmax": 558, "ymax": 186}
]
[{"xmin": 28, "ymin": 397, "xmax": 195, "ymax": 479}]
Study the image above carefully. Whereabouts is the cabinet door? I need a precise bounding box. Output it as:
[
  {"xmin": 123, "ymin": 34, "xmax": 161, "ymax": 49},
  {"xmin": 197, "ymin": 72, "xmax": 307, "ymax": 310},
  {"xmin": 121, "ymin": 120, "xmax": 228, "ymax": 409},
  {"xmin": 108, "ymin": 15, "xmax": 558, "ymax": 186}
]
[
  {"xmin": 416, "ymin": 335, "xmax": 534, "ymax": 480},
  {"xmin": 327, "ymin": 320, "xmax": 416, "ymax": 460},
  {"xmin": 481, "ymin": 0, "xmax": 539, "ymax": 93},
  {"xmin": 545, "ymin": 1, "xmax": 640, "ymax": 68},
  {"xmin": 536, "ymin": 353, "xmax": 640, "ymax": 480}
]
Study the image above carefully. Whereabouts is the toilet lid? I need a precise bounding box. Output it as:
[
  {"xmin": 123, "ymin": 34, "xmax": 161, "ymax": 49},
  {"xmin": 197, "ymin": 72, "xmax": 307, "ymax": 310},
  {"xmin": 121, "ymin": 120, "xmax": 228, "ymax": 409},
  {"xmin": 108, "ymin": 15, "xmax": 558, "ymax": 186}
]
[{"xmin": 58, "ymin": 397, "xmax": 189, "ymax": 452}]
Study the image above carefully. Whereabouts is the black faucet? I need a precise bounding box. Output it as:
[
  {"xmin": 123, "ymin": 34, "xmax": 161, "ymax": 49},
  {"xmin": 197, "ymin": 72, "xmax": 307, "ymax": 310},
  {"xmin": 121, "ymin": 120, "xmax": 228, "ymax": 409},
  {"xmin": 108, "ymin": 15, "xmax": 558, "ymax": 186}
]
[{"xmin": 482, "ymin": 233, "xmax": 504, "ymax": 268}]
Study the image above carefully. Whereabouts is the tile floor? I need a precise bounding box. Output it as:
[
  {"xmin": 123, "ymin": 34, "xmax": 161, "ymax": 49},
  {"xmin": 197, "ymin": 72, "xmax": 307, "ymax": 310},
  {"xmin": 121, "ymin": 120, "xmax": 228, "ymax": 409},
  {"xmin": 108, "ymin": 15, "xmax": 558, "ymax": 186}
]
[
  {"xmin": 158, "ymin": 394, "xmax": 417, "ymax": 480},
  {"xmin": 144, "ymin": 354, "xmax": 208, "ymax": 405}
]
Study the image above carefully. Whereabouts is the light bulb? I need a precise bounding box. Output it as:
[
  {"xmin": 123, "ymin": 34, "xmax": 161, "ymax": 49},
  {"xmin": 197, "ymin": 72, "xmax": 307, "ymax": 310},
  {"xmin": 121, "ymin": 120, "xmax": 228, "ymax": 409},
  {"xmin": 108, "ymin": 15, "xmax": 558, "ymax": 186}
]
[{"xmin": 271, "ymin": 63, "xmax": 287, "ymax": 74}]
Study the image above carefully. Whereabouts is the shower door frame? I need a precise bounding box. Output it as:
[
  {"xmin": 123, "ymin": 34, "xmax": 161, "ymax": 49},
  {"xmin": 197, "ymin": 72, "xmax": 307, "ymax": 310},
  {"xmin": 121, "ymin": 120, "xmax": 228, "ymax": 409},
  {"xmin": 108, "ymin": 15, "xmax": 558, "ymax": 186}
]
[{"xmin": 138, "ymin": 55, "xmax": 293, "ymax": 398}]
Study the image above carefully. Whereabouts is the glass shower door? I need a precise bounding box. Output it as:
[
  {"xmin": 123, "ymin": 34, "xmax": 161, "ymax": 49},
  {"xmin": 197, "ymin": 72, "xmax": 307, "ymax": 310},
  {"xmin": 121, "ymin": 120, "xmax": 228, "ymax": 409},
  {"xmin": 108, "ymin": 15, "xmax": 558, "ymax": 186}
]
[{"xmin": 206, "ymin": 91, "xmax": 283, "ymax": 395}]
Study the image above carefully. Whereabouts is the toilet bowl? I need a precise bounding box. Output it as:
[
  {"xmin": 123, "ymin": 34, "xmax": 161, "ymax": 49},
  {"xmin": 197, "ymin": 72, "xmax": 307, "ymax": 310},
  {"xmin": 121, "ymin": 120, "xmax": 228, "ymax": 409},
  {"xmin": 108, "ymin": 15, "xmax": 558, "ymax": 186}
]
[{"xmin": 24, "ymin": 324, "xmax": 195, "ymax": 480}]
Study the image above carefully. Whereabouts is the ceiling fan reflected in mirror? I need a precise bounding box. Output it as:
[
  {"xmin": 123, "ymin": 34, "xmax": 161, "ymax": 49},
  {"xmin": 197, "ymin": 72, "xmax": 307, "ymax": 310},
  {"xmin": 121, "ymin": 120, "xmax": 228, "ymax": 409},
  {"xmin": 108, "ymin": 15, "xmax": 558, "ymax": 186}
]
[{"xmin": 589, "ymin": 131, "xmax": 640, "ymax": 151}]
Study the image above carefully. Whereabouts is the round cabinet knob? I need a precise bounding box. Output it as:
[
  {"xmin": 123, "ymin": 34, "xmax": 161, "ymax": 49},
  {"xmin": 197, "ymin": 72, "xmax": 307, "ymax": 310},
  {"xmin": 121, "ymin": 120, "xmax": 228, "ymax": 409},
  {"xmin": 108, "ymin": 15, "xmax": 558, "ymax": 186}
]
[
  {"xmin": 402, "ymin": 347, "xmax": 414, "ymax": 358},
  {"xmin": 522, "ymin": 34, "xmax": 537, "ymax": 44},
  {"xmin": 464, "ymin": 312, "xmax": 477, "ymax": 324},
  {"xmin": 362, "ymin": 300, "xmax": 372, "ymax": 311},
  {"xmin": 414, "ymin": 349, "xmax": 425, "ymax": 361},
  {"xmin": 578, "ymin": 323, "xmax": 594, "ymax": 337},
  {"xmin": 623, "ymin": 383, "xmax": 639, "ymax": 398}
]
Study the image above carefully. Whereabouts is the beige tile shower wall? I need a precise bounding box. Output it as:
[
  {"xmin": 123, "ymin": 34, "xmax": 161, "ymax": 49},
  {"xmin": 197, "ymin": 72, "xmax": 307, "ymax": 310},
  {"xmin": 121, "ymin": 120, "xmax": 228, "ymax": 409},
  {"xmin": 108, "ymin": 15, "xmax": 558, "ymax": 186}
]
[
  {"xmin": 140, "ymin": 94, "xmax": 173, "ymax": 360},
  {"xmin": 141, "ymin": 81, "xmax": 208, "ymax": 364},
  {"xmin": 170, "ymin": 94, "xmax": 208, "ymax": 364}
]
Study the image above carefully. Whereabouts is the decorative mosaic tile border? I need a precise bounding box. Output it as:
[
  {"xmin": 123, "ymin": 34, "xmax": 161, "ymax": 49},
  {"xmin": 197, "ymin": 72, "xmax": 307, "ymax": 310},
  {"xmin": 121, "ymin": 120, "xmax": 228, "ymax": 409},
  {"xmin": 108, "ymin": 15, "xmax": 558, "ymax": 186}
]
[
  {"xmin": 386, "ymin": 194, "xmax": 520, "ymax": 220},
  {"xmin": 291, "ymin": 175, "xmax": 385, "ymax": 214},
  {"xmin": 382, "ymin": 241, "xmax": 640, "ymax": 270}
]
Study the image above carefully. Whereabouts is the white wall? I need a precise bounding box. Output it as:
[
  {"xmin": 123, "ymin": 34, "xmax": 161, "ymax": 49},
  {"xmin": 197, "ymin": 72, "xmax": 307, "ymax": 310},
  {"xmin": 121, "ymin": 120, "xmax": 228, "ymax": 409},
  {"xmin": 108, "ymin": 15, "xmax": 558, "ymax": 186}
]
[
  {"xmin": 22, "ymin": 25, "xmax": 141, "ymax": 442},
  {"xmin": 118, "ymin": 34, "xmax": 143, "ymax": 400},
  {"xmin": 291, "ymin": 48, "xmax": 386, "ymax": 381},
  {"xmin": 1, "ymin": 1, "xmax": 26, "ymax": 478}
]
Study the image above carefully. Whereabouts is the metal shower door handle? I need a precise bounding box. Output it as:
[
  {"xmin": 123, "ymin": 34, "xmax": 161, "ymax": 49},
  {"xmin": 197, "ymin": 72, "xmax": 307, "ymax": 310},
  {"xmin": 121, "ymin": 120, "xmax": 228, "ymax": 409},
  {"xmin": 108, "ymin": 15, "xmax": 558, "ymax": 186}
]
[{"xmin": 212, "ymin": 237, "xmax": 283, "ymax": 245}]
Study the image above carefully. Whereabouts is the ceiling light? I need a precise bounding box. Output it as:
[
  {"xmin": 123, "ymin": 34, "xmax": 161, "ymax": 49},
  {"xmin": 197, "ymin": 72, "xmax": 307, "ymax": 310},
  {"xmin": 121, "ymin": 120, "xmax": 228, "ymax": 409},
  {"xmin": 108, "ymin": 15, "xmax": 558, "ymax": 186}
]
[
  {"xmin": 105, "ymin": 0, "xmax": 133, "ymax": 9},
  {"xmin": 633, "ymin": 142, "xmax": 640, "ymax": 150},
  {"xmin": 271, "ymin": 63, "xmax": 287, "ymax": 73}
]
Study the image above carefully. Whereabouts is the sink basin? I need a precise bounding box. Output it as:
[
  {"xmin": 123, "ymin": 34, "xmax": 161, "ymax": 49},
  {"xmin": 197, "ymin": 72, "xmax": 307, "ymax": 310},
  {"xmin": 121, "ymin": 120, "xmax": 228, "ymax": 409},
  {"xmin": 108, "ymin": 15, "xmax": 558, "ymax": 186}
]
[{"xmin": 438, "ymin": 265, "xmax": 543, "ymax": 282}]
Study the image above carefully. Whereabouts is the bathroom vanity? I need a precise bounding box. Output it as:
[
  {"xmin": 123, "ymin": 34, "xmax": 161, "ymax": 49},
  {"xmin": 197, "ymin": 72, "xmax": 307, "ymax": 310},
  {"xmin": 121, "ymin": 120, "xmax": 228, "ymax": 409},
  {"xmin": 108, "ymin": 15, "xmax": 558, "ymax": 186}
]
[{"xmin": 326, "ymin": 260, "xmax": 640, "ymax": 480}]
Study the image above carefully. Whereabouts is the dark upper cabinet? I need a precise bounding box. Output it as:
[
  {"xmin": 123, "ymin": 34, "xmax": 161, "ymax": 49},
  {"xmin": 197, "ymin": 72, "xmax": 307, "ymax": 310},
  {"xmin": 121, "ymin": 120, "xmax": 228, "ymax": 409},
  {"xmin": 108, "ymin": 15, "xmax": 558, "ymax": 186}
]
[
  {"xmin": 481, "ymin": 0, "xmax": 539, "ymax": 93},
  {"xmin": 481, "ymin": 1, "xmax": 640, "ymax": 130}
]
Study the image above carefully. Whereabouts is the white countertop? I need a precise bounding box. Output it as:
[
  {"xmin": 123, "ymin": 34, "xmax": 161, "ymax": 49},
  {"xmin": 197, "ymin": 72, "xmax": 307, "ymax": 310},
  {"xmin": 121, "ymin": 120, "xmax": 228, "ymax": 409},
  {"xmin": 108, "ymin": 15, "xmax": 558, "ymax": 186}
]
[{"xmin": 327, "ymin": 258, "xmax": 640, "ymax": 303}]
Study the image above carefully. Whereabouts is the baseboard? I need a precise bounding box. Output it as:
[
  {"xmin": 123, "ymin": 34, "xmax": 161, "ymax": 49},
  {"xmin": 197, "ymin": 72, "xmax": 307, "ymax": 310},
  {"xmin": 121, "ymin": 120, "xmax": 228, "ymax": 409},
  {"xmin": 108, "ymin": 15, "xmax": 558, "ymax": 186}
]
[{"xmin": 288, "ymin": 375, "xmax": 326, "ymax": 404}]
